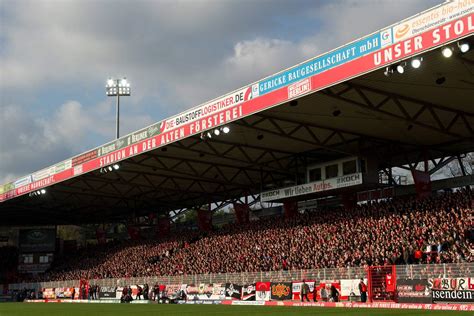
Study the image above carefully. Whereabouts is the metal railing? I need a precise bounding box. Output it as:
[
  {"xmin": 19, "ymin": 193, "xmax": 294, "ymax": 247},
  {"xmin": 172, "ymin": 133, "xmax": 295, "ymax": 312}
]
[{"xmin": 8, "ymin": 263, "xmax": 473, "ymax": 291}]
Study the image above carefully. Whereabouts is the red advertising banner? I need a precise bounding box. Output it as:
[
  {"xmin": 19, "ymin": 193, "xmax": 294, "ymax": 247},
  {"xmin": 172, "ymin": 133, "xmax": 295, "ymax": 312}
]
[
  {"xmin": 233, "ymin": 203, "xmax": 250, "ymax": 224},
  {"xmin": 256, "ymin": 282, "xmax": 271, "ymax": 301},
  {"xmin": 2, "ymin": 14, "xmax": 472, "ymax": 203}
]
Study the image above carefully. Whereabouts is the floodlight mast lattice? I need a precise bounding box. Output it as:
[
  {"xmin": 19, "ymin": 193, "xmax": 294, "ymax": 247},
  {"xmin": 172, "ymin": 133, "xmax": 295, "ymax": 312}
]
[{"xmin": 106, "ymin": 77, "xmax": 131, "ymax": 139}]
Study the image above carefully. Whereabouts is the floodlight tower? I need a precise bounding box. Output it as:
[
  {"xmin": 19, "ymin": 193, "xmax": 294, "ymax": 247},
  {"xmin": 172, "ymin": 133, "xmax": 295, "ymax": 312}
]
[{"xmin": 106, "ymin": 77, "xmax": 131, "ymax": 139}]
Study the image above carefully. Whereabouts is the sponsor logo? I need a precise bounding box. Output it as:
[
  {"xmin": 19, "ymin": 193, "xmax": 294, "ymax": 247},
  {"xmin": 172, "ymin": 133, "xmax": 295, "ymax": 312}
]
[
  {"xmin": 271, "ymin": 284, "xmax": 290, "ymax": 298},
  {"xmin": 256, "ymin": 291, "xmax": 267, "ymax": 300},
  {"xmin": 147, "ymin": 125, "xmax": 160, "ymax": 136},
  {"xmin": 288, "ymin": 78, "xmax": 311, "ymax": 99},
  {"xmin": 115, "ymin": 138, "xmax": 125, "ymax": 149},
  {"xmin": 261, "ymin": 190, "xmax": 280, "ymax": 199},
  {"xmin": 226, "ymin": 284, "xmax": 240, "ymax": 297},
  {"xmin": 432, "ymin": 289, "xmax": 474, "ymax": 302},
  {"xmin": 415, "ymin": 285, "xmax": 426, "ymax": 291},
  {"xmin": 232, "ymin": 301, "xmax": 265, "ymax": 306},
  {"xmin": 99, "ymin": 143, "xmax": 116, "ymax": 156},
  {"xmin": 73, "ymin": 165, "xmax": 83, "ymax": 176},
  {"xmin": 244, "ymin": 285, "xmax": 255, "ymax": 294},
  {"xmin": 162, "ymin": 87, "xmax": 252, "ymax": 133},
  {"xmin": 395, "ymin": 24, "xmax": 410, "ymax": 40},
  {"xmin": 337, "ymin": 174, "xmax": 361, "ymax": 185},
  {"xmin": 313, "ymin": 182, "xmax": 332, "ymax": 191},
  {"xmin": 380, "ymin": 29, "xmax": 393, "ymax": 47},
  {"xmin": 252, "ymin": 83, "xmax": 260, "ymax": 98},
  {"xmin": 72, "ymin": 150, "xmax": 98, "ymax": 167}
]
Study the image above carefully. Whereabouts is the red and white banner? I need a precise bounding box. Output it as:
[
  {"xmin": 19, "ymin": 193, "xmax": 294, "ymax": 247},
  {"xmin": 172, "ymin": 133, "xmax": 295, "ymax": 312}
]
[
  {"xmin": 412, "ymin": 170, "xmax": 432, "ymax": 199},
  {"xmin": 2, "ymin": 13, "xmax": 473, "ymax": 203},
  {"xmin": 256, "ymin": 282, "xmax": 271, "ymax": 301},
  {"xmin": 428, "ymin": 277, "xmax": 474, "ymax": 291},
  {"xmin": 222, "ymin": 300, "xmax": 474, "ymax": 311}
]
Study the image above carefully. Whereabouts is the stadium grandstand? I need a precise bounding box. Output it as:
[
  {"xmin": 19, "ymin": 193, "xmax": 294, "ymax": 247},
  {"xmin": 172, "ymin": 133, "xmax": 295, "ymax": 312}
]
[{"xmin": 1, "ymin": 0, "xmax": 473, "ymax": 314}]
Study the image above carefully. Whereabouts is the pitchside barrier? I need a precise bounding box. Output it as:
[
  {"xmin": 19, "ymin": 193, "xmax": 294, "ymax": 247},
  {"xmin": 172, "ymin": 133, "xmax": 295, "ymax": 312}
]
[{"xmin": 8, "ymin": 263, "xmax": 474, "ymax": 305}]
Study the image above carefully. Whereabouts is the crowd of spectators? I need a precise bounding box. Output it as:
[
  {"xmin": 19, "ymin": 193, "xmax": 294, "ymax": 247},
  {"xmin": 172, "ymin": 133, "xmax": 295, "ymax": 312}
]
[{"xmin": 32, "ymin": 189, "xmax": 473, "ymax": 281}]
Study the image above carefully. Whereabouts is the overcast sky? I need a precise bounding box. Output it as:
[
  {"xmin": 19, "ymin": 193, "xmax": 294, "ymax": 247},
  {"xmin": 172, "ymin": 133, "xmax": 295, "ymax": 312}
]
[{"xmin": 0, "ymin": 0, "xmax": 441, "ymax": 184}]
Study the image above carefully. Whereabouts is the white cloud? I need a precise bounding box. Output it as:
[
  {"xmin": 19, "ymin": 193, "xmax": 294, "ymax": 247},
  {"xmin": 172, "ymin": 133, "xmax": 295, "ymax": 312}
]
[{"xmin": 0, "ymin": 100, "xmax": 153, "ymax": 183}]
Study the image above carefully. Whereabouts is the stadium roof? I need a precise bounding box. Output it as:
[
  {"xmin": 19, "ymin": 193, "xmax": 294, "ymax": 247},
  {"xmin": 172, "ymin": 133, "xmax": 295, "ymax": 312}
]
[{"xmin": 1, "ymin": 2, "xmax": 473, "ymax": 225}]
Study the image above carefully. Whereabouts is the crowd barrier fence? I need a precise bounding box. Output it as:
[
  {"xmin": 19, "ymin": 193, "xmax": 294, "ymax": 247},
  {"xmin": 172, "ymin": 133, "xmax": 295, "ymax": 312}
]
[{"xmin": 8, "ymin": 262, "xmax": 473, "ymax": 292}]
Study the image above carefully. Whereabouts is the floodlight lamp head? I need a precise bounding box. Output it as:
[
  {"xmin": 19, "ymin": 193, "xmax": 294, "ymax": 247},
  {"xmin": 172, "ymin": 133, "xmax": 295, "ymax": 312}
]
[
  {"xmin": 396, "ymin": 63, "xmax": 406, "ymax": 74},
  {"xmin": 411, "ymin": 57, "xmax": 422, "ymax": 69},
  {"xmin": 442, "ymin": 47, "xmax": 453, "ymax": 58},
  {"xmin": 458, "ymin": 42, "xmax": 470, "ymax": 53}
]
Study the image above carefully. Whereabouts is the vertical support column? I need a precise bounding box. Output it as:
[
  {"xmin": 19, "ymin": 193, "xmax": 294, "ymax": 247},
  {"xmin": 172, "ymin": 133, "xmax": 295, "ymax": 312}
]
[{"xmin": 116, "ymin": 91, "xmax": 120, "ymax": 139}]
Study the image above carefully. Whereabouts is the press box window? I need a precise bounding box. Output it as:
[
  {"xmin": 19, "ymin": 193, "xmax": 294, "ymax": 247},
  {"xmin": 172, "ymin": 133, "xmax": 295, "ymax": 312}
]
[
  {"xmin": 325, "ymin": 164, "xmax": 338, "ymax": 179},
  {"xmin": 343, "ymin": 160, "xmax": 357, "ymax": 175},
  {"xmin": 309, "ymin": 168, "xmax": 322, "ymax": 182},
  {"xmin": 22, "ymin": 254, "xmax": 33, "ymax": 264}
]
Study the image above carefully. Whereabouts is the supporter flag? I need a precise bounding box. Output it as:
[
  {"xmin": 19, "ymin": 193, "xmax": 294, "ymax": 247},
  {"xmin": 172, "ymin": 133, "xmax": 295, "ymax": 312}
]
[
  {"xmin": 225, "ymin": 283, "xmax": 242, "ymax": 300},
  {"xmin": 158, "ymin": 217, "xmax": 171, "ymax": 237},
  {"xmin": 386, "ymin": 273, "xmax": 395, "ymax": 292},
  {"xmin": 283, "ymin": 201, "xmax": 298, "ymax": 218},
  {"xmin": 96, "ymin": 227, "xmax": 106, "ymax": 245},
  {"xmin": 197, "ymin": 209, "xmax": 212, "ymax": 231},
  {"xmin": 256, "ymin": 282, "xmax": 270, "ymax": 301},
  {"xmin": 270, "ymin": 282, "xmax": 292, "ymax": 300},
  {"xmin": 233, "ymin": 203, "xmax": 250, "ymax": 224},
  {"xmin": 411, "ymin": 170, "xmax": 431, "ymax": 199},
  {"xmin": 127, "ymin": 226, "xmax": 141, "ymax": 240},
  {"xmin": 241, "ymin": 284, "xmax": 256, "ymax": 301}
]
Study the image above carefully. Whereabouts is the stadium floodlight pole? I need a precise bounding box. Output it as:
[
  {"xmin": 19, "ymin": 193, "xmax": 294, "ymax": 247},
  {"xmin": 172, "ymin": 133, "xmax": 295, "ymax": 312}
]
[{"xmin": 106, "ymin": 77, "xmax": 131, "ymax": 139}]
